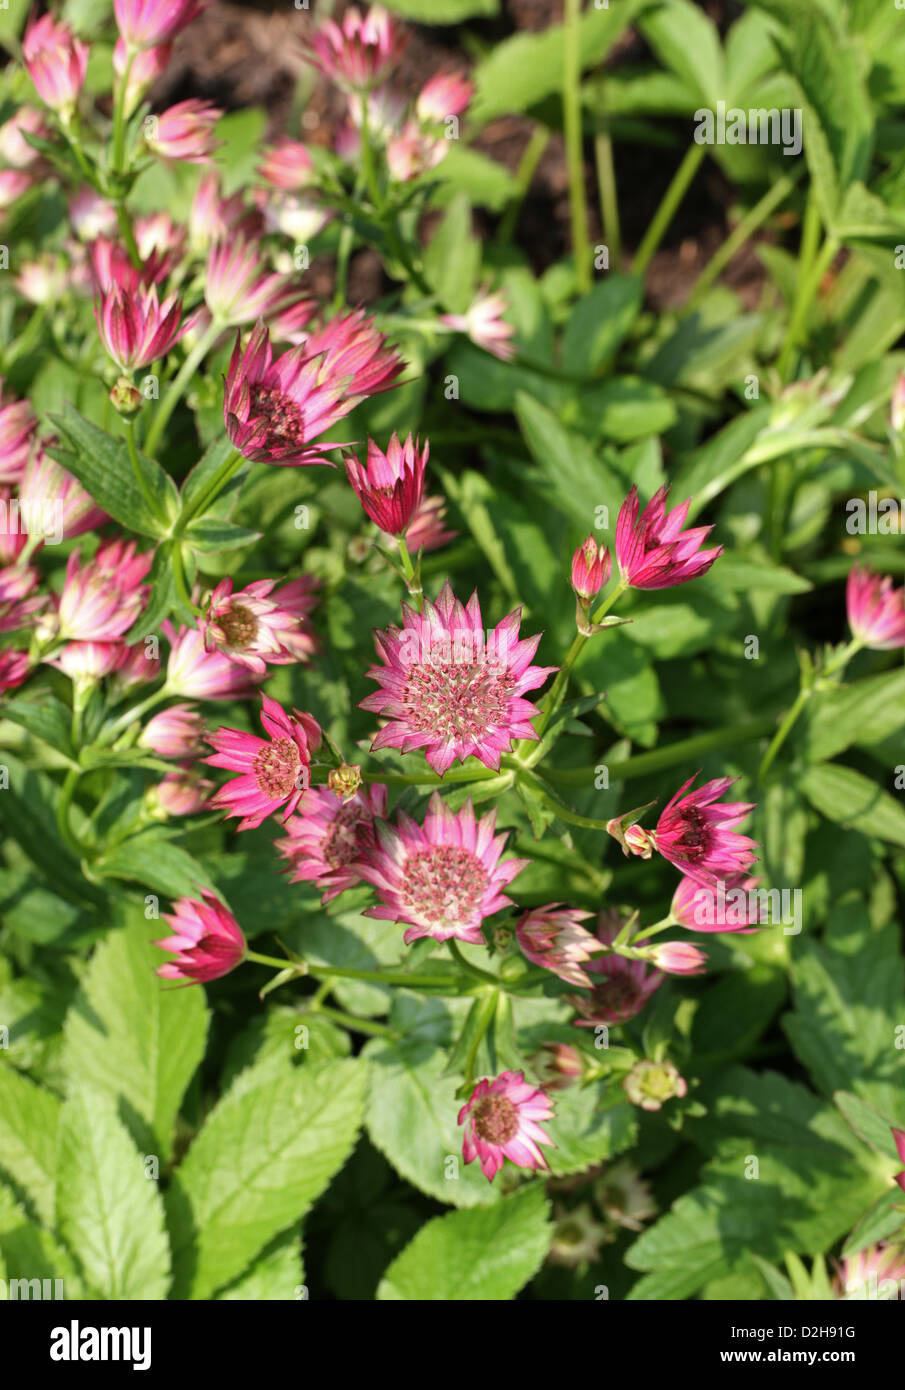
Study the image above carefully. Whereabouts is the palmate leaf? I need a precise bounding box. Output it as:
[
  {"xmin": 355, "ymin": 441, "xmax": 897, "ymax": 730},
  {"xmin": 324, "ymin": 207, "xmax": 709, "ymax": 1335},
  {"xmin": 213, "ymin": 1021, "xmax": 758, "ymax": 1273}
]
[
  {"xmin": 377, "ymin": 1185, "xmax": 551, "ymax": 1301},
  {"xmin": 166, "ymin": 1054, "xmax": 365, "ymax": 1298}
]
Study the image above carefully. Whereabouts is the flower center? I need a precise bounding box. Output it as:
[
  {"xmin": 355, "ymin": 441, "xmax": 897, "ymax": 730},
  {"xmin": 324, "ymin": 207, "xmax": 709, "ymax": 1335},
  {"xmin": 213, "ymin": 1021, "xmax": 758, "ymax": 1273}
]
[
  {"xmin": 401, "ymin": 649, "xmax": 514, "ymax": 744},
  {"xmin": 218, "ymin": 602, "xmax": 259, "ymax": 649},
  {"xmin": 673, "ymin": 807, "xmax": 710, "ymax": 861},
  {"xmin": 250, "ymin": 383, "xmax": 309, "ymax": 447},
  {"xmin": 590, "ymin": 972, "xmax": 644, "ymax": 1021},
  {"xmin": 322, "ymin": 803, "xmax": 366, "ymax": 869},
  {"xmin": 472, "ymin": 1094, "xmax": 519, "ymax": 1145},
  {"xmin": 253, "ymin": 736, "xmax": 301, "ymax": 800},
  {"xmin": 399, "ymin": 845, "xmax": 488, "ymax": 930}
]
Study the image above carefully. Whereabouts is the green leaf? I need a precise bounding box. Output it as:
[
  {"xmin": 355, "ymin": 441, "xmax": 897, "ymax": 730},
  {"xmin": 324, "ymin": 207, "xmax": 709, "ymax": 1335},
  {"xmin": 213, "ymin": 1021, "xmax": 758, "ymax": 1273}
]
[
  {"xmin": 1, "ymin": 695, "xmax": 76, "ymax": 762},
  {"xmin": 515, "ymin": 392, "xmax": 624, "ymax": 529},
  {"xmin": 217, "ymin": 1230, "xmax": 305, "ymax": 1301},
  {"xmin": 184, "ymin": 517, "xmax": 261, "ymax": 552},
  {"xmin": 125, "ymin": 541, "xmax": 178, "ymax": 641},
  {"xmin": 56, "ymin": 1083, "xmax": 171, "ymax": 1300},
  {"xmin": 94, "ymin": 827, "xmax": 215, "ymax": 897},
  {"xmin": 797, "ymin": 762, "xmax": 905, "ymax": 848},
  {"xmin": 381, "ymin": 0, "xmax": 498, "ymax": 19},
  {"xmin": 800, "ymin": 669, "xmax": 905, "ymax": 762},
  {"xmin": 561, "ymin": 275, "xmax": 643, "ymax": 377},
  {"xmin": 61, "ymin": 915, "xmax": 209, "ymax": 1160},
  {"xmin": 640, "ymin": 0, "xmax": 725, "ymax": 107},
  {"xmin": 835, "ymin": 1092, "xmax": 903, "ymax": 1161},
  {"xmin": 546, "ymin": 1083, "xmax": 638, "ymax": 1176},
  {"xmin": 0, "ymin": 1066, "xmax": 60, "ymax": 1228},
  {"xmin": 377, "ymin": 1186, "xmax": 550, "ymax": 1300},
  {"xmin": 49, "ymin": 403, "xmax": 179, "ymax": 538},
  {"xmin": 423, "ymin": 193, "xmax": 480, "ymax": 313},
  {"xmin": 178, "ymin": 437, "xmax": 249, "ymax": 522},
  {"xmin": 166, "ymin": 1055, "xmax": 365, "ymax": 1298}
]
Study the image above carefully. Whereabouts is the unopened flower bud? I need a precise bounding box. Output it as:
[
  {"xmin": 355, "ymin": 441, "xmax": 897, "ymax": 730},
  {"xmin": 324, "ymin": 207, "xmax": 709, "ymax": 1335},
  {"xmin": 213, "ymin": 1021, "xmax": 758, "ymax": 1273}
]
[{"xmin": 110, "ymin": 376, "xmax": 143, "ymax": 416}]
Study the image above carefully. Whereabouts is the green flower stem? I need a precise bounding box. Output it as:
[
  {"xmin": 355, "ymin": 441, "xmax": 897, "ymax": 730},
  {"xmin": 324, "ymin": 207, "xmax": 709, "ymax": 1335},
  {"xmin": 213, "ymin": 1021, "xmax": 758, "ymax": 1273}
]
[
  {"xmin": 757, "ymin": 638, "xmax": 863, "ymax": 783},
  {"xmin": 777, "ymin": 231, "xmax": 839, "ymax": 382},
  {"xmin": 115, "ymin": 201, "xmax": 142, "ymax": 271},
  {"xmin": 144, "ymin": 317, "xmax": 225, "ymax": 456},
  {"xmin": 448, "ymin": 939, "xmax": 504, "ymax": 987},
  {"xmin": 246, "ymin": 950, "xmax": 456, "ymax": 990},
  {"xmin": 123, "ymin": 417, "xmax": 165, "ymax": 524},
  {"xmin": 396, "ymin": 534, "xmax": 422, "ymax": 609},
  {"xmin": 541, "ymin": 714, "xmax": 776, "ymax": 787},
  {"xmin": 496, "ymin": 125, "xmax": 550, "ymax": 246},
  {"xmin": 56, "ymin": 768, "xmax": 84, "ymax": 858},
  {"xmin": 530, "ymin": 577, "xmax": 628, "ymax": 743},
  {"xmin": 563, "ymin": 0, "xmax": 591, "ymax": 293},
  {"xmin": 463, "ymin": 989, "xmax": 499, "ymax": 1087},
  {"xmin": 683, "ymin": 165, "xmax": 803, "ymax": 313},
  {"xmin": 177, "ymin": 447, "xmax": 244, "ymax": 529},
  {"xmin": 628, "ymin": 915, "xmax": 675, "ymax": 945},
  {"xmin": 633, "ymin": 142, "xmax": 706, "ymax": 277},
  {"xmin": 358, "ymin": 91, "xmax": 383, "ymax": 212},
  {"xmin": 594, "ymin": 122, "xmax": 621, "ymax": 273},
  {"xmin": 305, "ymin": 1003, "xmax": 395, "ymax": 1039},
  {"xmin": 99, "ymin": 686, "xmax": 170, "ymax": 745},
  {"xmin": 111, "ymin": 48, "xmax": 136, "ymax": 176}
]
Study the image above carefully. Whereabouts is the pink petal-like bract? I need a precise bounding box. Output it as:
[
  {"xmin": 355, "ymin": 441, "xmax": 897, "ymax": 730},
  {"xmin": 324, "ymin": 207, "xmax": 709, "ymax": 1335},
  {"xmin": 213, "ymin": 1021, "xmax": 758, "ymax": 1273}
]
[
  {"xmin": 154, "ymin": 888, "xmax": 245, "ymax": 984},
  {"xmin": 615, "ymin": 484, "xmax": 722, "ymax": 590},
  {"xmin": 458, "ymin": 1069, "xmax": 554, "ymax": 1182},
  {"xmin": 205, "ymin": 693, "xmax": 321, "ymax": 831}
]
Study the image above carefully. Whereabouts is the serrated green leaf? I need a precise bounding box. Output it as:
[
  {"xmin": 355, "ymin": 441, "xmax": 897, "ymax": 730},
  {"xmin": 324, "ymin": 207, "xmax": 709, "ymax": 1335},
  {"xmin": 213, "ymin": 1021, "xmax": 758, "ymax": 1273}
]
[
  {"xmin": 797, "ymin": 762, "xmax": 905, "ymax": 847},
  {"xmin": 0, "ymin": 1066, "xmax": 60, "ymax": 1228},
  {"xmin": 49, "ymin": 404, "xmax": 178, "ymax": 538}
]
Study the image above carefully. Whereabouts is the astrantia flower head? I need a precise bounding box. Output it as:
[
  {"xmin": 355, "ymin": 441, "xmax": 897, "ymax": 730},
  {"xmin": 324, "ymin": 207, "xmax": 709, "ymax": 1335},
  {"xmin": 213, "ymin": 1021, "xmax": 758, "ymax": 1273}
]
[
  {"xmin": 223, "ymin": 315, "xmax": 402, "ymax": 468},
  {"xmin": 458, "ymin": 1070, "xmax": 554, "ymax": 1181},
  {"xmin": 205, "ymin": 237, "xmax": 295, "ymax": 326},
  {"xmin": 205, "ymin": 694, "xmax": 321, "ymax": 831},
  {"xmin": 114, "ymin": 0, "xmax": 209, "ymax": 50},
  {"xmin": 276, "ymin": 783, "xmax": 387, "ymax": 902},
  {"xmin": 345, "ymin": 433, "xmax": 427, "ymax": 537},
  {"xmin": 23, "ymin": 15, "xmax": 89, "ymax": 114},
  {"xmin": 162, "ymin": 621, "xmax": 262, "ymax": 701},
  {"xmin": 56, "ymin": 539, "xmax": 151, "ymax": 642},
  {"xmin": 21, "ymin": 448, "xmax": 108, "ymax": 541},
  {"xmin": 310, "ymin": 4, "xmax": 407, "ymax": 90},
  {"xmin": 139, "ymin": 702, "xmax": 206, "ymax": 759},
  {"xmin": 113, "ymin": 38, "xmax": 172, "ymax": 115},
  {"xmin": 95, "ymin": 283, "xmax": 189, "ymax": 372},
  {"xmin": 416, "ymin": 71, "xmax": 474, "ymax": 124},
  {"xmin": 0, "ymin": 106, "xmax": 51, "ymax": 169},
  {"xmin": 0, "ymin": 381, "xmax": 38, "ymax": 485},
  {"xmin": 405, "ymin": 494, "xmax": 457, "ymax": 553},
  {"xmin": 145, "ymin": 99, "xmax": 222, "ymax": 163},
  {"xmin": 440, "ymin": 289, "xmax": 515, "ymax": 362},
  {"xmin": 835, "ymin": 1244, "xmax": 905, "ymax": 1300},
  {"xmin": 846, "ymin": 565, "xmax": 905, "ymax": 650},
  {"xmin": 155, "ymin": 766, "xmax": 214, "ymax": 817},
  {"xmin": 615, "ymin": 485, "xmax": 722, "ymax": 590},
  {"xmin": 571, "ymin": 535, "xmax": 611, "ymax": 601},
  {"xmin": 358, "ymin": 793, "xmax": 528, "ymax": 945},
  {"xmin": 48, "ymin": 640, "xmax": 128, "ymax": 684},
  {"xmin": 361, "ymin": 581, "xmax": 556, "ymax": 775},
  {"xmin": 0, "ymin": 649, "xmax": 31, "ymax": 694},
  {"xmin": 258, "ymin": 137, "xmax": 314, "ymax": 191},
  {"xmin": 201, "ymin": 577, "xmax": 303, "ymax": 675},
  {"xmin": 515, "ymin": 903, "xmax": 599, "ymax": 988},
  {"xmin": 155, "ymin": 889, "xmax": 245, "ymax": 984},
  {"xmin": 671, "ymin": 872, "xmax": 765, "ymax": 933},
  {"xmin": 568, "ymin": 911, "xmax": 664, "ymax": 1027},
  {"xmin": 626, "ymin": 773, "xmax": 757, "ymax": 888},
  {"xmin": 624, "ymin": 1059, "xmax": 687, "ymax": 1112}
]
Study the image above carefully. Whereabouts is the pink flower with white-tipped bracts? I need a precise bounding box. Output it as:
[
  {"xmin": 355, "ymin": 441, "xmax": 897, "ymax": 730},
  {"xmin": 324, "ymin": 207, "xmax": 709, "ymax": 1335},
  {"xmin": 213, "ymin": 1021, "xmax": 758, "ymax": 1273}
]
[
  {"xmin": 615, "ymin": 485, "xmax": 722, "ymax": 590},
  {"xmin": 0, "ymin": 106, "xmax": 51, "ymax": 169},
  {"xmin": 835, "ymin": 1243, "xmax": 905, "ymax": 1300},
  {"xmin": 205, "ymin": 694, "xmax": 321, "ymax": 831},
  {"xmin": 458, "ymin": 1070, "xmax": 554, "ymax": 1181},
  {"xmin": 223, "ymin": 314, "xmax": 402, "ymax": 468},
  {"xmin": 267, "ymin": 296, "xmax": 319, "ymax": 347},
  {"xmin": 891, "ymin": 373, "xmax": 905, "ymax": 433},
  {"xmin": 310, "ymin": 4, "xmax": 407, "ymax": 90},
  {"xmin": 345, "ymin": 433, "xmax": 427, "ymax": 537},
  {"xmin": 0, "ymin": 382, "xmax": 38, "ymax": 485},
  {"xmin": 625, "ymin": 774, "xmax": 757, "ymax": 889},
  {"xmin": 139, "ymin": 703, "xmax": 205, "ymax": 758},
  {"xmin": 276, "ymin": 783, "xmax": 387, "ymax": 902},
  {"xmin": 358, "ymin": 793, "xmax": 528, "ymax": 945},
  {"xmin": 0, "ymin": 649, "xmax": 31, "ymax": 694},
  {"xmin": 268, "ymin": 575, "xmax": 319, "ymax": 662},
  {"xmin": 671, "ymin": 872, "xmax": 765, "ymax": 933},
  {"xmin": 416, "ymin": 71, "xmax": 474, "ymax": 123},
  {"xmin": 205, "ymin": 237, "xmax": 295, "ymax": 327},
  {"xmin": 646, "ymin": 940, "xmax": 708, "ymax": 975},
  {"xmin": 95, "ymin": 283, "xmax": 189, "ymax": 372},
  {"xmin": 55, "ymin": 539, "xmax": 151, "ymax": 642},
  {"xmin": 0, "ymin": 170, "xmax": 34, "ymax": 209},
  {"xmin": 145, "ymin": 99, "xmax": 222, "ymax": 163},
  {"xmin": 155, "ymin": 889, "xmax": 245, "ymax": 984},
  {"xmin": 405, "ymin": 494, "xmax": 457, "ymax": 553},
  {"xmin": 189, "ymin": 173, "xmax": 253, "ymax": 249},
  {"xmin": 846, "ymin": 565, "xmax": 905, "ymax": 650},
  {"xmin": 114, "ymin": 0, "xmax": 208, "ymax": 50},
  {"xmin": 69, "ymin": 188, "xmax": 118, "ymax": 241},
  {"xmin": 109, "ymin": 639, "xmax": 161, "ymax": 693},
  {"xmin": 571, "ymin": 535, "xmax": 611, "ymax": 601},
  {"xmin": 361, "ymin": 581, "xmax": 555, "ymax": 775},
  {"xmin": 47, "ymin": 640, "xmax": 127, "ymax": 684},
  {"xmin": 113, "ymin": 38, "xmax": 173, "ymax": 115},
  {"xmin": 568, "ymin": 911, "xmax": 664, "ymax": 1027},
  {"xmin": 23, "ymin": 15, "xmax": 89, "ymax": 114},
  {"xmin": 440, "ymin": 289, "xmax": 515, "ymax": 362},
  {"xmin": 258, "ymin": 137, "xmax": 314, "ymax": 190},
  {"xmin": 516, "ymin": 904, "xmax": 600, "ymax": 988},
  {"xmin": 162, "ymin": 621, "xmax": 262, "ymax": 700},
  {"xmin": 201, "ymin": 577, "xmax": 302, "ymax": 675},
  {"xmin": 155, "ymin": 765, "xmax": 214, "ymax": 816},
  {"xmin": 20, "ymin": 448, "xmax": 108, "ymax": 541}
]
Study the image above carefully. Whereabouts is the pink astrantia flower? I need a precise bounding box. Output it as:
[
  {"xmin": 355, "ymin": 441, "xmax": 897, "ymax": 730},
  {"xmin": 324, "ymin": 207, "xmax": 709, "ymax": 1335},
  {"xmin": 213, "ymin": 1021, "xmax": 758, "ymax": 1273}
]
[
  {"xmin": 205, "ymin": 694, "xmax": 321, "ymax": 830},
  {"xmin": 156, "ymin": 765, "xmax": 214, "ymax": 816},
  {"xmin": 20, "ymin": 448, "xmax": 108, "ymax": 541},
  {"xmin": 275, "ymin": 782, "xmax": 387, "ymax": 902},
  {"xmin": 0, "ymin": 381, "xmax": 38, "ymax": 485},
  {"xmin": 95, "ymin": 283, "xmax": 189, "ymax": 372},
  {"xmin": 416, "ymin": 71, "xmax": 473, "ymax": 123},
  {"xmin": 458, "ymin": 1070, "xmax": 554, "ymax": 1181},
  {"xmin": 568, "ymin": 912, "xmax": 664, "ymax": 1027},
  {"xmin": 0, "ymin": 106, "xmax": 51, "ymax": 169},
  {"xmin": 835, "ymin": 1244, "xmax": 905, "ymax": 1300},
  {"xmin": 310, "ymin": 4, "xmax": 407, "ymax": 90},
  {"xmin": 671, "ymin": 872, "xmax": 765, "ymax": 933},
  {"xmin": 515, "ymin": 904, "xmax": 600, "ymax": 988},
  {"xmin": 47, "ymin": 640, "xmax": 127, "ymax": 683},
  {"xmin": 891, "ymin": 374, "xmax": 905, "ymax": 433},
  {"xmin": 162, "ymin": 621, "xmax": 262, "ymax": 700},
  {"xmin": 258, "ymin": 137, "xmax": 314, "ymax": 190},
  {"xmin": 405, "ymin": 494, "xmax": 457, "ymax": 553},
  {"xmin": 358, "ymin": 793, "xmax": 528, "ymax": 945},
  {"xmin": 615, "ymin": 485, "xmax": 722, "ymax": 590},
  {"xmin": 646, "ymin": 941, "xmax": 708, "ymax": 976},
  {"xmin": 345, "ymin": 433, "xmax": 428, "ymax": 537},
  {"xmin": 109, "ymin": 639, "xmax": 161, "ymax": 694},
  {"xmin": 23, "ymin": 15, "xmax": 89, "ymax": 113},
  {"xmin": 205, "ymin": 237, "xmax": 296, "ymax": 326},
  {"xmin": 113, "ymin": 38, "xmax": 173, "ymax": 115},
  {"xmin": 189, "ymin": 173, "xmax": 254, "ymax": 249},
  {"xmin": 155, "ymin": 889, "xmax": 245, "ymax": 983},
  {"xmin": 267, "ymin": 296, "xmax": 319, "ymax": 347},
  {"xmin": 846, "ymin": 565, "xmax": 905, "ymax": 650},
  {"xmin": 223, "ymin": 315, "xmax": 402, "ymax": 467},
  {"xmin": 69, "ymin": 188, "xmax": 118, "ymax": 241},
  {"xmin": 628, "ymin": 774, "xmax": 757, "ymax": 889},
  {"xmin": 55, "ymin": 539, "xmax": 151, "ymax": 641},
  {"xmin": 268, "ymin": 575, "xmax": 319, "ymax": 662},
  {"xmin": 0, "ymin": 170, "xmax": 34, "ymax": 208},
  {"xmin": 440, "ymin": 289, "xmax": 515, "ymax": 362},
  {"xmin": 139, "ymin": 702, "xmax": 206, "ymax": 758},
  {"xmin": 890, "ymin": 1127, "xmax": 905, "ymax": 1194},
  {"xmin": 571, "ymin": 535, "xmax": 611, "ymax": 601},
  {"xmin": 201, "ymin": 577, "xmax": 303, "ymax": 675},
  {"xmin": 361, "ymin": 581, "xmax": 555, "ymax": 775},
  {"xmin": 114, "ymin": 0, "xmax": 209, "ymax": 50},
  {"xmin": 145, "ymin": 99, "xmax": 222, "ymax": 163},
  {"xmin": 0, "ymin": 649, "xmax": 31, "ymax": 694}
]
